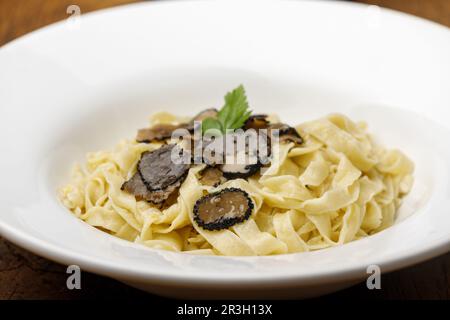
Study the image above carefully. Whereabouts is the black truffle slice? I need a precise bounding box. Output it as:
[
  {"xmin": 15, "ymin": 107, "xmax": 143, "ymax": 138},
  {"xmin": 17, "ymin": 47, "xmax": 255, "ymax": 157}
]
[
  {"xmin": 199, "ymin": 166, "xmax": 224, "ymax": 187},
  {"xmin": 121, "ymin": 172, "xmax": 150, "ymax": 201},
  {"xmin": 201, "ymin": 134, "xmax": 225, "ymax": 166},
  {"xmin": 244, "ymin": 114, "xmax": 270, "ymax": 130},
  {"xmin": 220, "ymin": 162, "xmax": 262, "ymax": 180},
  {"xmin": 136, "ymin": 123, "xmax": 188, "ymax": 143},
  {"xmin": 185, "ymin": 108, "xmax": 219, "ymax": 132},
  {"xmin": 138, "ymin": 144, "xmax": 190, "ymax": 191},
  {"xmin": 121, "ymin": 171, "xmax": 182, "ymax": 204},
  {"xmin": 219, "ymin": 132, "xmax": 263, "ymax": 179},
  {"xmin": 269, "ymin": 123, "xmax": 303, "ymax": 145},
  {"xmin": 137, "ymin": 109, "xmax": 219, "ymax": 142},
  {"xmin": 192, "ymin": 108, "xmax": 218, "ymax": 122},
  {"xmin": 193, "ymin": 188, "xmax": 254, "ymax": 231}
]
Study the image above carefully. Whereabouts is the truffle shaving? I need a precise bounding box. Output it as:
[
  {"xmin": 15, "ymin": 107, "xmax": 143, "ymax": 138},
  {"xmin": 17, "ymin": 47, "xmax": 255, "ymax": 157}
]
[
  {"xmin": 185, "ymin": 108, "xmax": 219, "ymax": 132},
  {"xmin": 121, "ymin": 144, "xmax": 189, "ymax": 204},
  {"xmin": 219, "ymin": 132, "xmax": 263, "ymax": 179},
  {"xmin": 199, "ymin": 167, "xmax": 225, "ymax": 187},
  {"xmin": 121, "ymin": 172, "xmax": 182, "ymax": 204},
  {"xmin": 136, "ymin": 123, "xmax": 187, "ymax": 143},
  {"xmin": 193, "ymin": 188, "xmax": 254, "ymax": 230},
  {"xmin": 192, "ymin": 108, "xmax": 218, "ymax": 122},
  {"xmin": 138, "ymin": 144, "xmax": 190, "ymax": 191},
  {"xmin": 269, "ymin": 123, "xmax": 303, "ymax": 145},
  {"xmin": 244, "ymin": 114, "xmax": 270, "ymax": 130}
]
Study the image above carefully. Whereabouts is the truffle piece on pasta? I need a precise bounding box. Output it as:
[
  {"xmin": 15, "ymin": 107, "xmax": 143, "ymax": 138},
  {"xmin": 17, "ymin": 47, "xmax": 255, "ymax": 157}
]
[
  {"xmin": 134, "ymin": 144, "xmax": 190, "ymax": 203},
  {"xmin": 201, "ymin": 134, "xmax": 226, "ymax": 166},
  {"xmin": 185, "ymin": 108, "xmax": 219, "ymax": 132},
  {"xmin": 269, "ymin": 123, "xmax": 303, "ymax": 145},
  {"xmin": 193, "ymin": 188, "xmax": 254, "ymax": 231},
  {"xmin": 243, "ymin": 114, "xmax": 270, "ymax": 130},
  {"xmin": 220, "ymin": 161, "xmax": 262, "ymax": 180},
  {"xmin": 199, "ymin": 166, "xmax": 225, "ymax": 187},
  {"xmin": 136, "ymin": 123, "xmax": 188, "ymax": 143},
  {"xmin": 192, "ymin": 108, "xmax": 219, "ymax": 122},
  {"xmin": 121, "ymin": 172, "xmax": 150, "ymax": 201},
  {"xmin": 219, "ymin": 131, "xmax": 264, "ymax": 179},
  {"xmin": 138, "ymin": 144, "xmax": 190, "ymax": 190},
  {"xmin": 121, "ymin": 171, "xmax": 182, "ymax": 204},
  {"xmin": 136, "ymin": 109, "xmax": 218, "ymax": 143}
]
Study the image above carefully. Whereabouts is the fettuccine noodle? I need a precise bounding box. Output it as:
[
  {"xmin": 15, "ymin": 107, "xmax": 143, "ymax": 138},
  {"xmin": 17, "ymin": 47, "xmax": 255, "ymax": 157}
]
[{"xmin": 59, "ymin": 113, "xmax": 414, "ymax": 256}]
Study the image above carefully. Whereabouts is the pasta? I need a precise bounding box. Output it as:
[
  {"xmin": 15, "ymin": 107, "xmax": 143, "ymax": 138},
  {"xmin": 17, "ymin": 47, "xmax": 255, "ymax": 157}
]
[{"xmin": 59, "ymin": 113, "xmax": 414, "ymax": 256}]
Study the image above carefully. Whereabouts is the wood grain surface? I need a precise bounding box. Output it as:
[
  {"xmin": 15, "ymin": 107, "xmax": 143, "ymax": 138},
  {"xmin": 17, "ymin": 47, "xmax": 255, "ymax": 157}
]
[
  {"xmin": 0, "ymin": 0, "xmax": 449, "ymax": 300},
  {"xmin": 357, "ymin": 0, "xmax": 450, "ymax": 27}
]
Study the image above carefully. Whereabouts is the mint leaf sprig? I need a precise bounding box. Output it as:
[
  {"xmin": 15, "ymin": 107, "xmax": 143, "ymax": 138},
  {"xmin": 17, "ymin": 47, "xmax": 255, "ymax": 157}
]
[{"xmin": 202, "ymin": 85, "xmax": 252, "ymax": 135}]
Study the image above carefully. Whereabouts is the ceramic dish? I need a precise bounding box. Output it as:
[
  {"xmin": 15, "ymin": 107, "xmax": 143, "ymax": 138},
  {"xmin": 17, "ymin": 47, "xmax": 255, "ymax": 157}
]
[{"xmin": 0, "ymin": 0, "xmax": 449, "ymax": 298}]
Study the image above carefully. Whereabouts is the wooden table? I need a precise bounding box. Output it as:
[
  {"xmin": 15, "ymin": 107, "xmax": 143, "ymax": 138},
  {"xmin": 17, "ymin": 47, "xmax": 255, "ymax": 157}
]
[{"xmin": 0, "ymin": 0, "xmax": 449, "ymax": 300}]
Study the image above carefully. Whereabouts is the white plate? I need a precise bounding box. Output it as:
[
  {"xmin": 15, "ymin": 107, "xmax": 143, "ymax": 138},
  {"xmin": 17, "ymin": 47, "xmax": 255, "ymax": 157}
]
[{"xmin": 0, "ymin": 0, "xmax": 449, "ymax": 299}]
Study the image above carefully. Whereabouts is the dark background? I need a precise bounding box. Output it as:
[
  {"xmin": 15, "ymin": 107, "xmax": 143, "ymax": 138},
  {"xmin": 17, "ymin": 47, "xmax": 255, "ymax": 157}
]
[{"xmin": 0, "ymin": 0, "xmax": 449, "ymax": 300}]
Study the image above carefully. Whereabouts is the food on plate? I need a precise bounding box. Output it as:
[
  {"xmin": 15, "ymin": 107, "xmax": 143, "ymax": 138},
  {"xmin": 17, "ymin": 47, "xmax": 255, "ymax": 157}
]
[
  {"xmin": 193, "ymin": 188, "xmax": 254, "ymax": 231},
  {"xmin": 60, "ymin": 85, "xmax": 414, "ymax": 256},
  {"xmin": 198, "ymin": 167, "xmax": 224, "ymax": 187},
  {"xmin": 122, "ymin": 144, "xmax": 190, "ymax": 204}
]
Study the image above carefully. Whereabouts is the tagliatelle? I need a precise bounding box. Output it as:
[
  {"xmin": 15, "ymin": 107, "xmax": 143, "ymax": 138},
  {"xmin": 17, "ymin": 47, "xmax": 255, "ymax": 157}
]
[{"xmin": 59, "ymin": 113, "xmax": 414, "ymax": 256}]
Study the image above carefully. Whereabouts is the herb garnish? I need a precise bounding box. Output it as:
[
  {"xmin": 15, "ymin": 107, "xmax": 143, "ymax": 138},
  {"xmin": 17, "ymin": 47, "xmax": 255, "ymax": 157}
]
[{"xmin": 201, "ymin": 85, "xmax": 252, "ymax": 134}]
